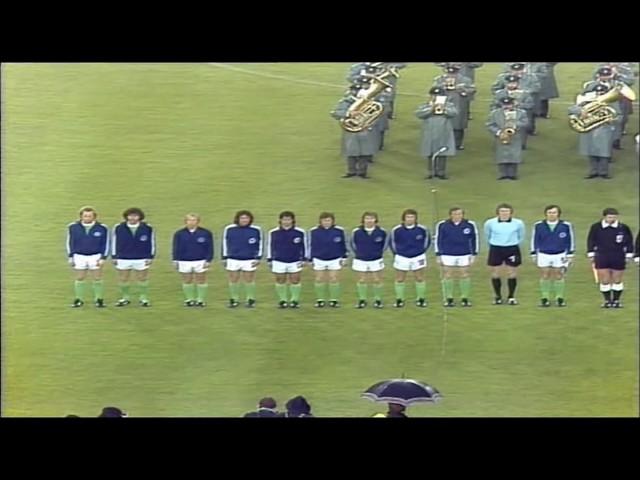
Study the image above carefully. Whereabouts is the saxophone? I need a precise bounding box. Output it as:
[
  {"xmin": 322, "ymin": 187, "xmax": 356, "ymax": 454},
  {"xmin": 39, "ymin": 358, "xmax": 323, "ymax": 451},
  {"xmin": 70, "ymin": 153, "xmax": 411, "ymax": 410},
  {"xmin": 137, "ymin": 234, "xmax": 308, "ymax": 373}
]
[
  {"xmin": 341, "ymin": 67, "xmax": 399, "ymax": 133},
  {"xmin": 499, "ymin": 110, "xmax": 517, "ymax": 144}
]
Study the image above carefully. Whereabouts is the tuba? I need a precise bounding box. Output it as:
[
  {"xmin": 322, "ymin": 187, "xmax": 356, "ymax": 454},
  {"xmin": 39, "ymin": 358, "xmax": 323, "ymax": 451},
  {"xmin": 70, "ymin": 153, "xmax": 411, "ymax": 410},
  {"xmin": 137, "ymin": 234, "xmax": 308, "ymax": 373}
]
[
  {"xmin": 569, "ymin": 83, "xmax": 637, "ymax": 133},
  {"xmin": 341, "ymin": 67, "xmax": 399, "ymax": 133},
  {"xmin": 499, "ymin": 110, "xmax": 517, "ymax": 144}
]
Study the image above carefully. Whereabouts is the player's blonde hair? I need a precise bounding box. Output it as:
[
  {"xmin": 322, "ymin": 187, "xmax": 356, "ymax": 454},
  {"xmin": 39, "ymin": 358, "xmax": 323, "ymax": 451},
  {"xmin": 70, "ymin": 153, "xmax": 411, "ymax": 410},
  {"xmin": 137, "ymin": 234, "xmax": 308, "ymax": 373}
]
[
  {"xmin": 184, "ymin": 213, "xmax": 201, "ymax": 222},
  {"xmin": 78, "ymin": 206, "xmax": 97, "ymax": 219}
]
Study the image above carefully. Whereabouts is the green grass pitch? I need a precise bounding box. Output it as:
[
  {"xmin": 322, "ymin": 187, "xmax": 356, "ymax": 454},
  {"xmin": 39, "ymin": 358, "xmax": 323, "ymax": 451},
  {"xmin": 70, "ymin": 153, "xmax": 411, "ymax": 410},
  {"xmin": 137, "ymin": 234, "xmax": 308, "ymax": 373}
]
[{"xmin": 2, "ymin": 63, "xmax": 638, "ymax": 417}]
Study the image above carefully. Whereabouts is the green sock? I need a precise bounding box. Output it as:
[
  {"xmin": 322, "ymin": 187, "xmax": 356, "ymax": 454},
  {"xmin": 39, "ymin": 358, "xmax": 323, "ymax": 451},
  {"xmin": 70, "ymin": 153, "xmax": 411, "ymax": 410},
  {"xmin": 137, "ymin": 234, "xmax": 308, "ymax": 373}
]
[
  {"xmin": 357, "ymin": 282, "xmax": 368, "ymax": 301},
  {"xmin": 245, "ymin": 282, "xmax": 256, "ymax": 301},
  {"xmin": 182, "ymin": 283, "xmax": 196, "ymax": 301},
  {"xmin": 554, "ymin": 279, "xmax": 566, "ymax": 299},
  {"xmin": 441, "ymin": 278, "xmax": 454, "ymax": 299},
  {"xmin": 228, "ymin": 282, "xmax": 240, "ymax": 301},
  {"xmin": 92, "ymin": 280, "xmax": 104, "ymax": 301},
  {"xmin": 539, "ymin": 279, "xmax": 551, "ymax": 299},
  {"xmin": 290, "ymin": 284, "xmax": 302, "ymax": 302},
  {"xmin": 394, "ymin": 281, "xmax": 406, "ymax": 300},
  {"xmin": 137, "ymin": 281, "xmax": 149, "ymax": 302},
  {"xmin": 329, "ymin": 283, "xmax": 341, "ymax": 301},
  {"xmin": 415, "ymin": 281, "xmax": 427, "ymax": 300},
  {"xmin": 459, "ymin": 278, "xmax": 471, "ymax": 299},
  {"xmin": 275, "ymin": 283, "xmax": 288, "ymax": 302},
  {"xmin": 373, "ymin": 284, "xmax": 383, "ymax": 301},
  {"xmin": 74, "ymin": 280, "xmax": 86, "ymax": 301},
  {"xmin": 118, "ymin": 282, "xmax": 130, "ymax": 300},
  {"xmin": 196, "ymin": 284, "xmax": 208, "ymax": 302},
  {"xmin": 314, "ymin": 282, "xmax": 326, "ymax": 301}
]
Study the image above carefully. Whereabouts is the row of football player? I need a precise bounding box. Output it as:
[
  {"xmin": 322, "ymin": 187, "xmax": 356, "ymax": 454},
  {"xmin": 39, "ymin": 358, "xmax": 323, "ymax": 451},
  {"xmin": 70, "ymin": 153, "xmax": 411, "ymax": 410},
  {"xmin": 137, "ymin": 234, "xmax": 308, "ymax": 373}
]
[
  {"xmin": 66, "ymin": 205, "xmax": 639, "ymax": 310},
  {"xmin": 568, "ymin": 63, "xmax": 637, "ymax": 180}
]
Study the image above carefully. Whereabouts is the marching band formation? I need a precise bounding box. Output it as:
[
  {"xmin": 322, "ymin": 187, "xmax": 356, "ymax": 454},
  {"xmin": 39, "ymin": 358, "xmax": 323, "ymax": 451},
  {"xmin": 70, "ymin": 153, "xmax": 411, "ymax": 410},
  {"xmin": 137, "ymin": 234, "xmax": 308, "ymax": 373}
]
[{"xmin": 331, "ymin": 62, "xmax": 637, "ymax": 180}]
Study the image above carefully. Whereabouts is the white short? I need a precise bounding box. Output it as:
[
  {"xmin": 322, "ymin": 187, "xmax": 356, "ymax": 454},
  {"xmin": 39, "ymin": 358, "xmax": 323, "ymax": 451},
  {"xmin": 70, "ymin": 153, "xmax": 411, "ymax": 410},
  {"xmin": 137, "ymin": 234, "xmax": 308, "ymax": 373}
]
[
  {"xmin": 226, "ymin": 259, "xmax": 257, "ymax": 272},
  {"xmin": 312, "ymin": 258, "xmax": 343, "ymax": 271},
  {"xmin": 272, "ymin": 260, "xmax": 303, "ymax": 274},
  {"xmin": 177, "ymin": 260, "xmax": 209, "ymax": 274},
  {"xmin": 352, "ymin": 258, "xmax": 385, "ymax": 272},
  {"xmin": 72, "ymin": 253, "xmax": 103, "ymax": 270},
  {"xmin": 393, "ymin": 254, "xmax": 427, "ymax": 271},
  {"xmin": 536, "ymin": 253, "xmax": 569, "ymax": 269},
  {"xmin": 440, "ymin": 255, "xmax": 473, "ymax": 267},
  {"xmin": 116, "ymin": 259, "xmax": 150, "ymax": 271}
]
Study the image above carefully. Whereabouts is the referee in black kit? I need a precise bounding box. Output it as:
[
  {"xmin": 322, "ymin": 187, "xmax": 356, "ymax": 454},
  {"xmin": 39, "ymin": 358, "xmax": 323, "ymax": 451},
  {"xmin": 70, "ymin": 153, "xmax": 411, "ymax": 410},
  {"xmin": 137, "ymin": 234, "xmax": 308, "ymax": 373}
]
[{"xmin": 587, "ymin": 208, "xmax": 634, "ymax": 308}]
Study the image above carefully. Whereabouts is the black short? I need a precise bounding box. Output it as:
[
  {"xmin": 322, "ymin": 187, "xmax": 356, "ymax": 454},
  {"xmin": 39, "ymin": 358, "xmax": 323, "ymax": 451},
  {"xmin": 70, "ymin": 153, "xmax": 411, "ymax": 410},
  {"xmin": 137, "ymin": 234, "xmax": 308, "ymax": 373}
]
[
  {"xmin": 488, "ymin": 245, "xmax": 522, "ymax": 267},
  {"xmin": 594, "ymin": 254, "xmax": 626, "ymax": 271}
]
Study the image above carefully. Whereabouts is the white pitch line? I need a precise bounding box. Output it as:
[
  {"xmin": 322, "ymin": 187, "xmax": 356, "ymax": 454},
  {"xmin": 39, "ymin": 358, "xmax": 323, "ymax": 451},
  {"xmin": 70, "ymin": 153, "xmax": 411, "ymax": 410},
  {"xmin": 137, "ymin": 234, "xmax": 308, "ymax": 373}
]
[{"xmin": 210, "ymin": 63, "xmax": 640, "ymax": 106}]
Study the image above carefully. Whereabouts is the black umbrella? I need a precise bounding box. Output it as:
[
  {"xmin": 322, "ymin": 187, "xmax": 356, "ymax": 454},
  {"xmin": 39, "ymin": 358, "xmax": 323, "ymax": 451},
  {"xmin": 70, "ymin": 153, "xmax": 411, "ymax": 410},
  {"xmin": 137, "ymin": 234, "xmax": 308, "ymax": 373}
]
[{"xmin": 361, "ymin": 379, "xmax": 442, "ymax": 407}]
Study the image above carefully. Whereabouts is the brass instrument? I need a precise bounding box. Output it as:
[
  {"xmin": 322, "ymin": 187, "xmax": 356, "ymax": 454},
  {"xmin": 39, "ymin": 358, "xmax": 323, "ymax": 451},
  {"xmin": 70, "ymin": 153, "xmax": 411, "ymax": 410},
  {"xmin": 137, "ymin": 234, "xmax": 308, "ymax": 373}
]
[
  {"xmin": 499, "ymin": 110, "xmax": 517, "ymax": 144},
  {"xmin": 341, "ymin": 67, "xmax": 399, "ymax": 132},
  {"xmin": 569, "ymin": 83, "xmax": 637, "ymax": 133},
  {"xmin": 433, "ymin": 95, "xmax": 446, "ymax": 115},
  {"xmin": 445, "ymin": 76, "xmax": 456, "ymax": 90}
]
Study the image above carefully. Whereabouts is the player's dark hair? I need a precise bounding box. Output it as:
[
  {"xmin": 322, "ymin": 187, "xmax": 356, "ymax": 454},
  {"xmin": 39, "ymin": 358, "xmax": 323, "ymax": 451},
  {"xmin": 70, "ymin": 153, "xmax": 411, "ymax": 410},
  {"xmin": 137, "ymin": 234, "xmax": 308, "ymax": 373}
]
[
  {"xmin": 495, "ymin": 203, "xmax": 513, "ymax": 214},
  {"xmin": 361, "ymin": 211, "xmax": 379, "ymax": 224},
  {"xmin": 602, "ymin": 207, "xmax": 619, "ymax": 216},
  {"xmin": 401, "ymin": 209, "xmax": 418, "ymax": 221},
  {"xmin": 318, "ymin": 212, "xmax": 335, "ymax": 225},
  {"xmin": 279, "ymin": 211, "xmax": 296, "ymax": 225},
  {"xmin": 449, "ymin": 206, "xmax": 464, "ymax": 215},
  {"xmin": 234, "ymin": 210, "xmax": 254, "ymax": 225},
  {"xmin": 544, "ymin": 205, "xmax": 562, "ymax": 216},
  {"xmin": 123, "ymin": 207, "xmax": 145, "ymax": 221}
]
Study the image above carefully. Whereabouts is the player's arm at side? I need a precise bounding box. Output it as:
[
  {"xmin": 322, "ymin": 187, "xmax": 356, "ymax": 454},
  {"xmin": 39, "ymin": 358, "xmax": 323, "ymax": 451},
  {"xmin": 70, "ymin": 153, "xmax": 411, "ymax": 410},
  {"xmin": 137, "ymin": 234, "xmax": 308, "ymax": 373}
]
[
  {"xmin": 422, "ymin": 225, "xmax": 431, "ymax": 253},
  {"xmin": 623, "ymin": 225, "xmax": 634, "ymax": 260},
  {"xmin": 66, "ymin": 224, "xmax": 75, "ymax": 266},
  {"xmin": 564, "ymin": 221, "xmax": 576, "ymax": 260},
  {"xmin": 516, "ymin": 219, "xmax": 526, "ymax": 245},
  {"xmin": 111, "ymin": 225, "xmax": 119, "ymax": 264},
  {"xmin": 172, "ymin": 230, "xmax": 180, "ymax": 267},
  {"xmin": 530, "ymin": 222, "xmax": 539, "ymax": 256},
  {"xmin": 147, "ymin": 226, "xmax": 156, "ymax": 264},
  {"xmin": 469, "ymin": 220, "xmax": 479, "ymax": 258},
  {"xmin": 205, "ymin": 230, "xmax": 214, "ymax": 265},
  {"xmin": 483, "ymin": 219, "xmax": 493, "ymax": 245},
  {"xmin": 586, "ymin": 223, "xmax": 598, "ymax": 259},
  {"xmin": 101, "ymin": 224, "xmax": 110, "ymax": 262}
]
